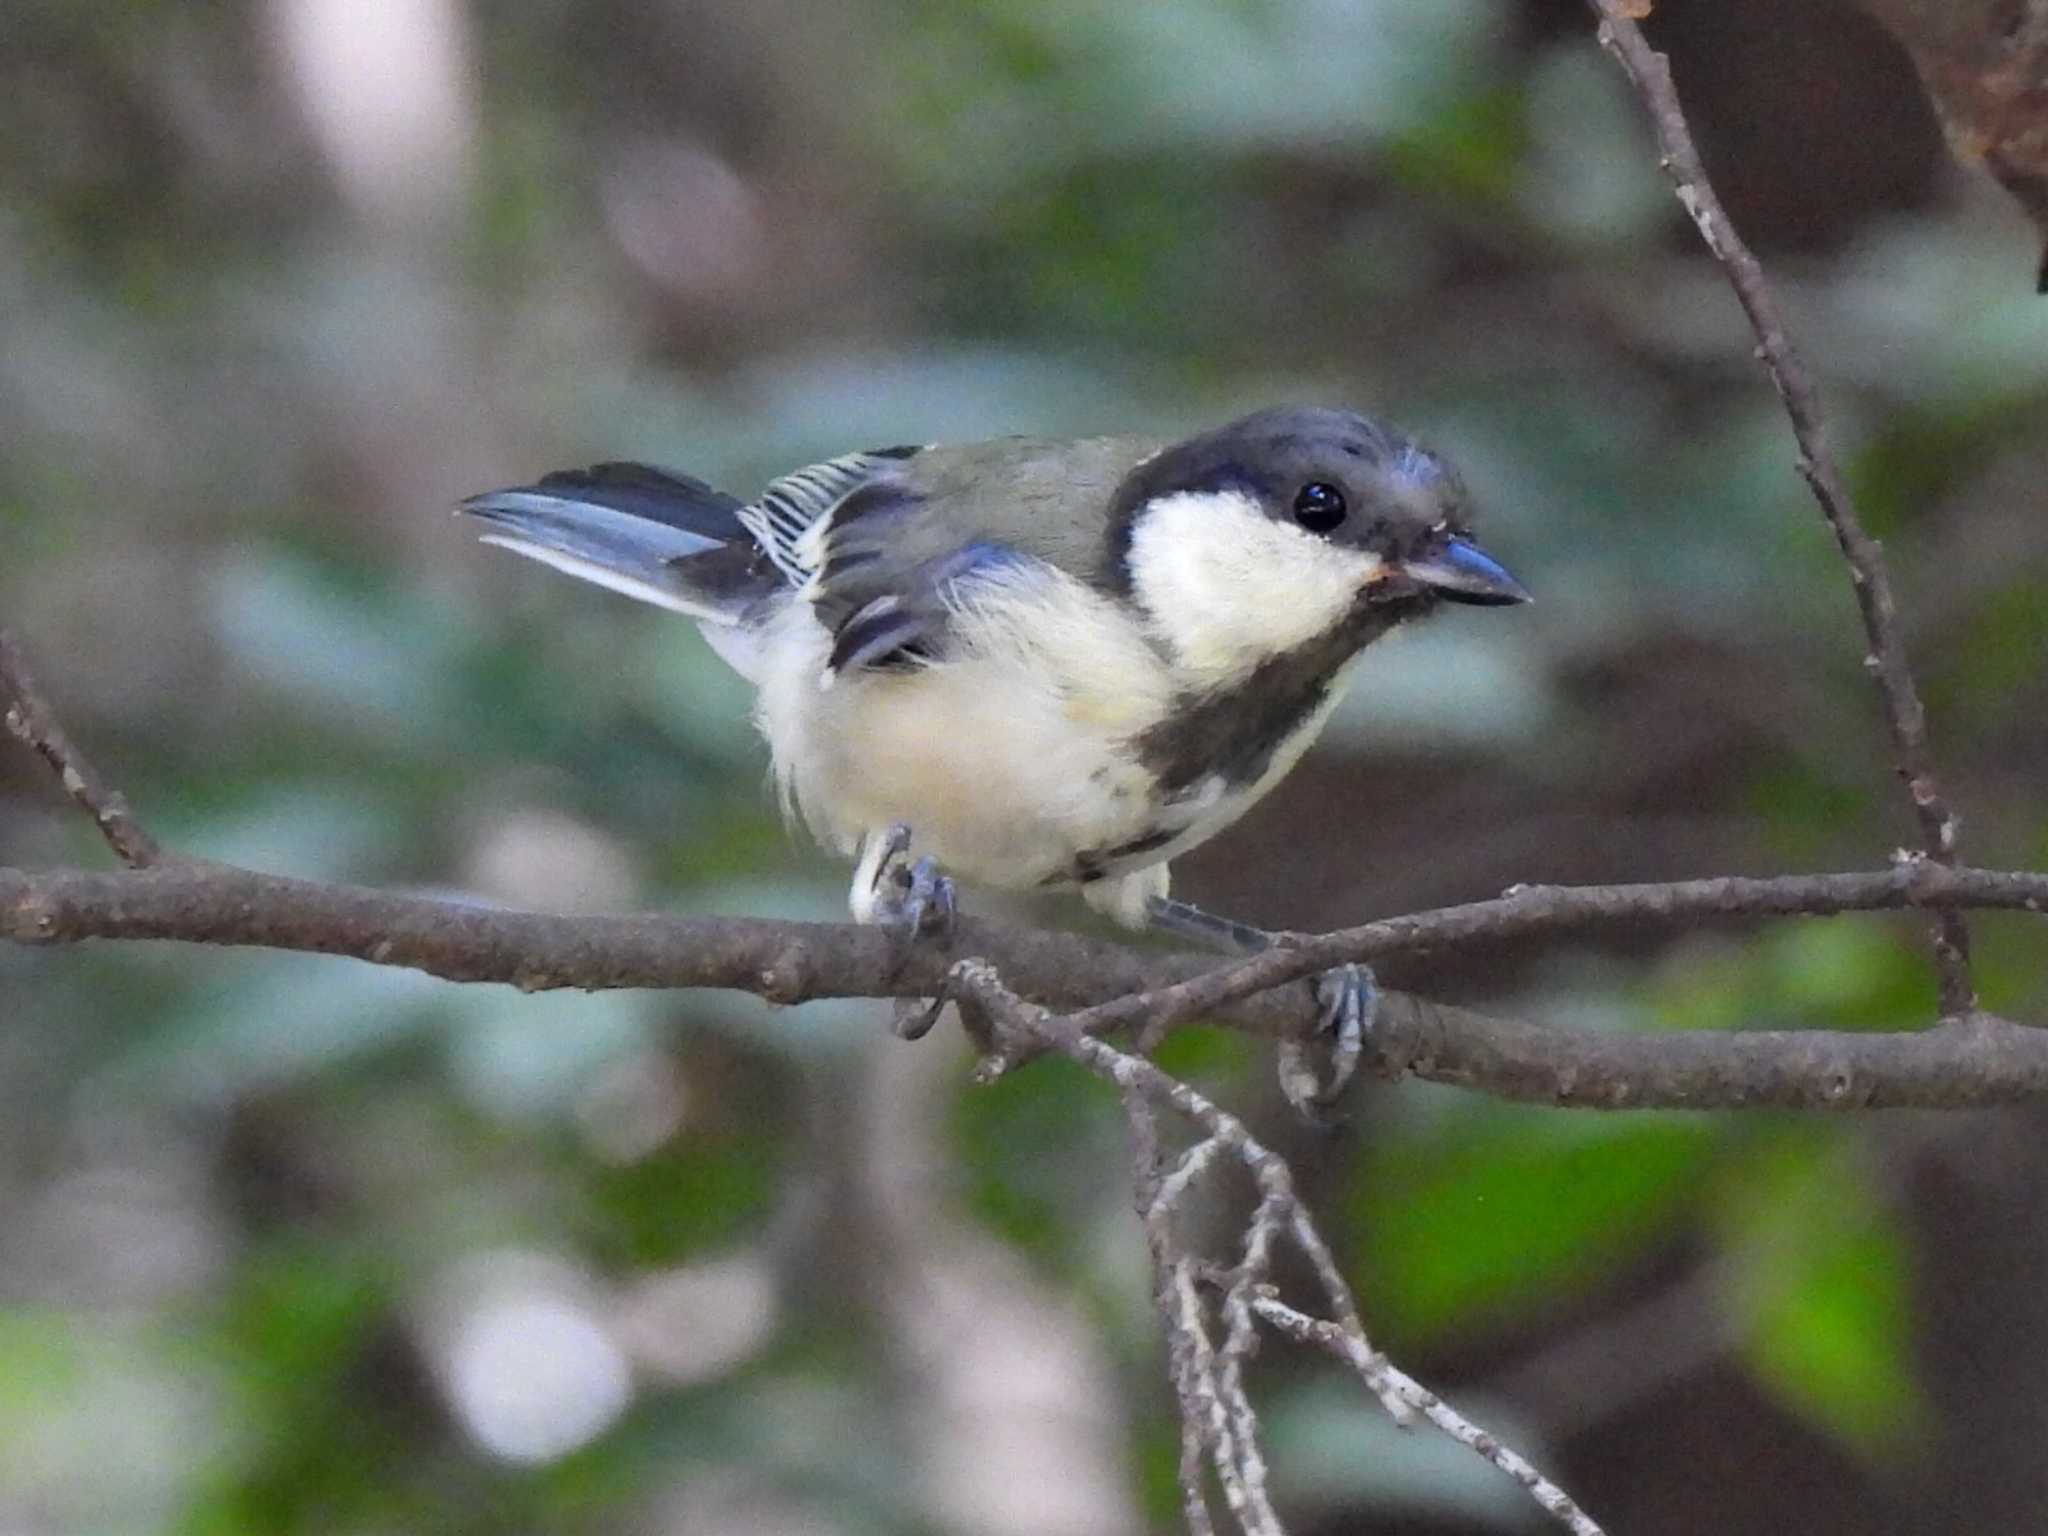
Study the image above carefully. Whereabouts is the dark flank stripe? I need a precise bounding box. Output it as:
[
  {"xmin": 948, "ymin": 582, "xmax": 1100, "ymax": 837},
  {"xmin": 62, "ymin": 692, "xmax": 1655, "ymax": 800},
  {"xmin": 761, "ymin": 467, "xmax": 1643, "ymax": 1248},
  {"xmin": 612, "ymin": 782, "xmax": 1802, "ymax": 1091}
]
[
  {"xmin": 1066, "ymin": 826, "xmax": 1181, "ymax": 884},
  {"xmin": 1133, "ymin": 603, "xmax": 1413, "ymax": 795}
]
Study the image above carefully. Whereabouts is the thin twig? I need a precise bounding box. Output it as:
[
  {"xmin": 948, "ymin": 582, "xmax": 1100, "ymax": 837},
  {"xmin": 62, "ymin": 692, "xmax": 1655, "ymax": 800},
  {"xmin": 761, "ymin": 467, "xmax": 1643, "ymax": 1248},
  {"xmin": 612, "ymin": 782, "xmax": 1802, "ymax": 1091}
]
[
  {"xmin": 1048, "ymin": 860, "xmax": 2040, "ymax": 1048},
  {"xmin": 6, "ymin": 626, "xmax": 2048, "ymax": 1111},
  {"xmin": 1176, "ymin": 1407, "xmax": 1218, "ymax": 1536},
  {"xmin": 8, "ymin": 860, "xmax": 2040, "ymax": 1027},
  {"xmin": 1122, "ymin": 1091, "xmax": 1227, "ymax": 1536},
  {"xmin": 1586, "ymin": 2, "xmax": 1976, "ymax": 1016},
  {"xmin": 1212, "ymin": 1181, "xmax": 1286, "ymax": 1527},
  {"xmin": 1155, "ymin": 1137, "xmax": 1227, "ymax": 1217},
  {"xmin": 0, "ymin": 629, "xmax": 162, "ymax": 869},
  {"xmin": 1252, "ymin": 1294, "xmax": 1605, "ymax": 1536},
  {"xmin": 953, "ymin": 959, "xmax": 1599, "ymax": 1535}
]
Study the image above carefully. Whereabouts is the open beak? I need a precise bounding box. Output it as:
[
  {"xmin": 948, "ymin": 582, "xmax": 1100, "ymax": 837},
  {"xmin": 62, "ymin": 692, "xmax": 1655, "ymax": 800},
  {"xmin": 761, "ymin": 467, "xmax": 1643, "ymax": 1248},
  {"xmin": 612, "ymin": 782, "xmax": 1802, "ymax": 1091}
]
[{"xmin": 1399, "ymin": 536, "xmax": 1531, "ymax": 606}]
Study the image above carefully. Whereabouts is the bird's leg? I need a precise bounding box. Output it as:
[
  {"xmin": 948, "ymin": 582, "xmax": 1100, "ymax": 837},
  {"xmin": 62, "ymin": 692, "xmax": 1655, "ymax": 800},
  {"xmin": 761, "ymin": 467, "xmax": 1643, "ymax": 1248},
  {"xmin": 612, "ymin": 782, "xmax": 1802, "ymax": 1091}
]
[
  {"xmin": 853, "ymin": 824, "xmax": 958, "ymax": 1041},
  {"xmin": 1143, "ymin": 896, "xmax": 1276, "ymax": 956},
  {"xmin": 853, "ymin": 823, "xmax": 958, "ymax": 939},
  {"xmin": 1144, "ymin": 895, "xmax": 1373, "ymax": 1118}
]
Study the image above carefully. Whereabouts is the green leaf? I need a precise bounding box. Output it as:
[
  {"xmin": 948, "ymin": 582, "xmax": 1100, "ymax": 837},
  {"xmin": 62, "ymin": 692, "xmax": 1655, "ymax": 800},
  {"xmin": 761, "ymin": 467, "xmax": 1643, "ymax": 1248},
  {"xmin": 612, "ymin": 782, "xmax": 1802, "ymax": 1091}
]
[
  {"xmin": 1354, "ymin": 1107, "xmax": 1719, "ymax": 1344},
  {"xmin": 184, "ymin": 1244, "xmax": 408, "ymax": 1536},
  {"xmin": 1715, "ymin": 1137, "xmax": 1930, "ymax": 1456},
  {"xmin": 951, "ymin": 1054, "xmax": 1116, "ymax": 1268},
  {"xmin": 1647, "ymin": 920, "xmax": 1933, "ymax": 1037},
  {"xmin": 581, "ymin": 1132, "xmax": 784, "ymax": 1268},
  {"xmin": 1758, "ymin": 921, "xmax": 1931, "ymax": 1028},
  {"xmin": 1939, "ymin": 580, "xmax": 2048, "ymax": 731}
]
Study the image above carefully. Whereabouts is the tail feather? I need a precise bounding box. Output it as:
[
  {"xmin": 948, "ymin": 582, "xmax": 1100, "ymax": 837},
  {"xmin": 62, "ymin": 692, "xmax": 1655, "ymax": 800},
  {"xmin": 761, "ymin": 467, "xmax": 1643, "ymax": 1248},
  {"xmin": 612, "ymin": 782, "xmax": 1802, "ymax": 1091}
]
[
  {"xmin": 459, "ymin": 462, "xmax": 772, "ymax": 628},
  {"xmin": 527, "ymin": 462, "xmax": 747, "ymax": 542}
]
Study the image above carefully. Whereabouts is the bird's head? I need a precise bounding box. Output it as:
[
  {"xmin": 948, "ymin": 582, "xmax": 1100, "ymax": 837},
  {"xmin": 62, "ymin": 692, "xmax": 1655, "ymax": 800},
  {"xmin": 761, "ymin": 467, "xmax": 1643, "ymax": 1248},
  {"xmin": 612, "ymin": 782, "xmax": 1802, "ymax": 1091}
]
[{"xmin": 1112, "ymin": 406, "xmax": 1527, "ymax": 681}]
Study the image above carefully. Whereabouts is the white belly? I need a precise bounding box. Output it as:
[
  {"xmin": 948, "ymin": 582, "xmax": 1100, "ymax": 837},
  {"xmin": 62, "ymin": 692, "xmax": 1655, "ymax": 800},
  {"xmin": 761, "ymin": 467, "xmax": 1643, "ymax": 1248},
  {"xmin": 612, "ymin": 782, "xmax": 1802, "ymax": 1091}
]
[
  {"xmin": 746, "ymin": 568, "xmax": 1360, "ymax": 895},
  {"xmin": 750, "ymin": 568, "xmax": 1176, "ymax": 888}
]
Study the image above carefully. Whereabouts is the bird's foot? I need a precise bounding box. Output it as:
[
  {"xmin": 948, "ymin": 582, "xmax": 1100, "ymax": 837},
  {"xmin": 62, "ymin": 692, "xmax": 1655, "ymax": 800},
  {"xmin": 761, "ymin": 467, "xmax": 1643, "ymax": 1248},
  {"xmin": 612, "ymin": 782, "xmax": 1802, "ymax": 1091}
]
[
  {"xmin": 1276, "ymin": 961, "xmax": 1376, "ymax": 1123},
  {"xmin": 861, "ymin": 823, "xmax": 958, "ymax": 941},
  {"xmin": 858, "ymin": 824, "xmax": 958, "ymax": 1040},
  {"xmin": 1143, "ymin": 894, "xmax": 1374, "ymax": 1122}
]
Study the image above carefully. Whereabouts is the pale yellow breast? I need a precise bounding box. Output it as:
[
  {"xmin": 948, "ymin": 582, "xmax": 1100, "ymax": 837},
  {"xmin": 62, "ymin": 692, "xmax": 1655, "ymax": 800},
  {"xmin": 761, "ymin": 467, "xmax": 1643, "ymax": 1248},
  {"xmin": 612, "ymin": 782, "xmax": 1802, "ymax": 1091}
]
[{"xmin": 752, "ymin": 566, "xmax": 1177, "ymax": 887}]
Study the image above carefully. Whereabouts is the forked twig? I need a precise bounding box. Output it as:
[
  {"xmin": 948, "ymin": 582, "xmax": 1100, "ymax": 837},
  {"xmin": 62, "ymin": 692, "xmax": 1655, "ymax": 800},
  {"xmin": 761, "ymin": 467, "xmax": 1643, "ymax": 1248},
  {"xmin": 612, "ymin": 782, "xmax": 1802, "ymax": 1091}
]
[{"xmin": 951, "ymin": 959, "xmax": 1606, "ymax": 1536}]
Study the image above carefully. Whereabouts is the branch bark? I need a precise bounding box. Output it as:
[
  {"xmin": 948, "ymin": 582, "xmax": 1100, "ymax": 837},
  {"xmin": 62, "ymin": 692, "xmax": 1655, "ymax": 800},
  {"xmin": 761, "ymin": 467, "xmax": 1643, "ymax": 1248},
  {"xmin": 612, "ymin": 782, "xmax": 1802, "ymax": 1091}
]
[{"xmin": 8, "ymin": 858, "xmax": 2048, "ymax": 1110}]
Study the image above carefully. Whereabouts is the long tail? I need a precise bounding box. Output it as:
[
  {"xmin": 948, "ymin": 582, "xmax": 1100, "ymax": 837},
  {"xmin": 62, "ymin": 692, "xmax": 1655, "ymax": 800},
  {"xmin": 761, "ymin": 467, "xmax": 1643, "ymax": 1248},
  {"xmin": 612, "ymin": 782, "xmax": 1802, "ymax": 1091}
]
[{"xmin": 459, "ymin": 462, "xmax": 776, "ymax": 628}]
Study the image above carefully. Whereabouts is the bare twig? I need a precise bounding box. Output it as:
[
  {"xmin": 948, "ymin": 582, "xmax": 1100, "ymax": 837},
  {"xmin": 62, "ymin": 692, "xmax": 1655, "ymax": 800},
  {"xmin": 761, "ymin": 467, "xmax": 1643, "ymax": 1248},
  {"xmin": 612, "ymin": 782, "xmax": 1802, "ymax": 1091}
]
[
  {"xmin": 950, "ymin": 959, "xmax": 1603, "ymax": 1536},
  {"xmin": 1176, "ymin": 1408, "xmax": 1218, "ymax": 1536},
  {"xmin": 1586, "ymin": 2, "xmax": 1977, "ymax": 1016},
  {"xmin": 1123, "ymin": 1095, "xmax": 1225, "ymax": 1536},
  {"xmin": 0, "ymin": 629, "xmax": 162, "ymax": 869},
  {"xmin": 1251, "ymin": 1295, "xmax": 1605, "ymax": 1536},
  {"xmin": 1049, "ymin": 861, "xmax": 2041, "ymax": 1048}
]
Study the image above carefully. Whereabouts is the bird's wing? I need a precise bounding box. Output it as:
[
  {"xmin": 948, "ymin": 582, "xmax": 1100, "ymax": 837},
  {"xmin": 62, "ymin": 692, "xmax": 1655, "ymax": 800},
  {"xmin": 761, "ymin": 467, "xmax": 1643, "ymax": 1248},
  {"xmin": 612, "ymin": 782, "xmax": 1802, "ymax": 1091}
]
[
  {"xmin": 801, "ymin": 434, "xmax": 1162, "ymax": 674},
  {"xmin": 735, "ymin": 445, "xmax": 922, "ymax": 584},
  {"xmin": 821, "ymin": 541, "xmax": 1031, "ymax": 678}
]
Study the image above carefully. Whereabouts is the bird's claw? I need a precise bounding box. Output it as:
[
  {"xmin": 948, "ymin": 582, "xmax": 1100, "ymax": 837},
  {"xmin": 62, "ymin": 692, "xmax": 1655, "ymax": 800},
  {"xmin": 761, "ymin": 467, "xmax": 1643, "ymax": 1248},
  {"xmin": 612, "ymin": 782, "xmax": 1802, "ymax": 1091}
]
[
  {"xmin": 872, "ymin": 842, "xmax": 957, "ymax": 942},
  {"xmin": 872, "ymin": 860, "xmax": 950, "ymax": 946},
  {"xmin": 865, "ymin": 825, "xmax": 957, "ymax": 1039},
  {"xmin": 1277, "ymin": 962, "xmax": 1375, "ymax": 1123}
]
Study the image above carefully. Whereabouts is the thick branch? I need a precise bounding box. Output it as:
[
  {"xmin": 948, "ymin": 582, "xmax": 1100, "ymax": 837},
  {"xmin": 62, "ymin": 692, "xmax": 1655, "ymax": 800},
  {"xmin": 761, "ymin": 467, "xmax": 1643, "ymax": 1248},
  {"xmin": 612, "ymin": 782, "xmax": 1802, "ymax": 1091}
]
[
  {"xmin": 8, "ymin": 859, "xmax": 2048, "ymax": 1110},
  {"xmin": 1588, "ymin": 2, "xmax": 1977, "ymax": 1015}
]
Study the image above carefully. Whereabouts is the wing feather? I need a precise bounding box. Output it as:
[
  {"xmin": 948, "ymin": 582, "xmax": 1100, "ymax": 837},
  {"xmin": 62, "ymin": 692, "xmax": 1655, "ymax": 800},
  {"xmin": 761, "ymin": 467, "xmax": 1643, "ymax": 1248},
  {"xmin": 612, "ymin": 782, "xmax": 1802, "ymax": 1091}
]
[{"xmin": 736, "ymin": 446, "xmax": 921, "ymax": 584}]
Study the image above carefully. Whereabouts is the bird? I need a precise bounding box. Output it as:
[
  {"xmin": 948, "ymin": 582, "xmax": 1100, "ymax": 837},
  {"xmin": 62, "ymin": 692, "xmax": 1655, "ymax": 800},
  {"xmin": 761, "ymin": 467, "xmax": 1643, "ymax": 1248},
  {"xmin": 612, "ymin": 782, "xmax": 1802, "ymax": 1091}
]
[{"xmin": 460, "ymin": 405, "xmax": 1528, "ymax": 1097}]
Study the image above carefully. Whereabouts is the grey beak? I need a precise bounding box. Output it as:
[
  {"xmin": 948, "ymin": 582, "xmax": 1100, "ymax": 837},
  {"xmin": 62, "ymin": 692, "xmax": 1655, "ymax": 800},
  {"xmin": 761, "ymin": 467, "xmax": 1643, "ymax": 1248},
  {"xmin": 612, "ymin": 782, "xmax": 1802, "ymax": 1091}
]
[{"xmin": 1400, "ymin": 537, "xmax": 1531, "ymax": 606}]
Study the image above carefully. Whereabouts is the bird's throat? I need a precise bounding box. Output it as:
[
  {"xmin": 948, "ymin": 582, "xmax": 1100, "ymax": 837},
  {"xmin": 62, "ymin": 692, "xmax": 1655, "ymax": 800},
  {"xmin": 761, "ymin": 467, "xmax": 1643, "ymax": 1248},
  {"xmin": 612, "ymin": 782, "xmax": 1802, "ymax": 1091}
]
[{"xmin": 1132, "ymin": 604, "xmax": 1401, "ymax": 796}]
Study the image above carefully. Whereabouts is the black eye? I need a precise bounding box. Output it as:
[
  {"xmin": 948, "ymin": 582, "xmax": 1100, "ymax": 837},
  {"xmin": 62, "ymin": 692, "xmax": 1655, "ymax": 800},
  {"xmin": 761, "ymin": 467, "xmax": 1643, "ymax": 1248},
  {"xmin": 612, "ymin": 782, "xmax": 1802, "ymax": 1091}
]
[{"xmin": 1292, "ymin": 481, "xmax": 1347, "ymax": 533}]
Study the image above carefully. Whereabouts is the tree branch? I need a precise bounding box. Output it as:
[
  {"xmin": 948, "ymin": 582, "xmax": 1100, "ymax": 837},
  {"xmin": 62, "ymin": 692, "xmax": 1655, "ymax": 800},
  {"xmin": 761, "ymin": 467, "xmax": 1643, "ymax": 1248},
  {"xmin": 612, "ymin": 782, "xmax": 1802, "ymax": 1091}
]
[
  {"xmin": 1056, "ymin": 861, "xmax": 2041, "ymax": 1048},
  {"xmin": 7, "ymin": 858, "xmax": 2048, "ymax": 1109},
  {"xmin": 1588, "ymin": 0, "xmax": 1978, "ymax": 1017},
  {"xmin": 0, "ymin": 631, "xmax": 163, "ymax": 869}
]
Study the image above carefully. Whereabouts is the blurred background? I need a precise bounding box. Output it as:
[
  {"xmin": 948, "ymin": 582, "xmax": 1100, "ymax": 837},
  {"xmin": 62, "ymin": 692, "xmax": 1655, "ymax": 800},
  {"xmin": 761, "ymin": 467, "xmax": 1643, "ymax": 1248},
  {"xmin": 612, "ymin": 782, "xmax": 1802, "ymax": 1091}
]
[{"xmin": 3, "ymin": 0, "xmax": 2048, "ymax": 1531}]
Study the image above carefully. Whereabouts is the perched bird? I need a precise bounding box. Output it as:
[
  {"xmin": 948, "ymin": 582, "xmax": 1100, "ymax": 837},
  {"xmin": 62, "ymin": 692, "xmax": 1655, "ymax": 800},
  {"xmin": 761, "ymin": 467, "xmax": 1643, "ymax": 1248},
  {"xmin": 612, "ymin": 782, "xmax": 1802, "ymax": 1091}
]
[{"xmin": 461, "ymin": 406, "xmax": 1527, "ymax": 1091}]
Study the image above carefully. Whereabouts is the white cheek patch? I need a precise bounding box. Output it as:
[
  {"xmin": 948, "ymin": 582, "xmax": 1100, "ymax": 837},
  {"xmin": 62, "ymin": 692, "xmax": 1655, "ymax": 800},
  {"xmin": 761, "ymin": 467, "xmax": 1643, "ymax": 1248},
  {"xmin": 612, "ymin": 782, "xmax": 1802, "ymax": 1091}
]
[{"xmin": 1126, "ymin": 489, "xmax": 1382, "ymax": 686}]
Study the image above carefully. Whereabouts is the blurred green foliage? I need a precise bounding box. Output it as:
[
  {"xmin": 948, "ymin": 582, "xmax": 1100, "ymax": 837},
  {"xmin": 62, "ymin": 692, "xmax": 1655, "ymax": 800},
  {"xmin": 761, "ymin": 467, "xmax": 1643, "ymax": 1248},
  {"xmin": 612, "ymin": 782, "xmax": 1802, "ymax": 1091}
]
[
  {"xmin": 3, "ymin": 0, "xmax": 2048, "ymax": 1532},
  {"xmin": 1355, "ymin": 1110, "xmax": 1720, "ymax": 1346}
]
